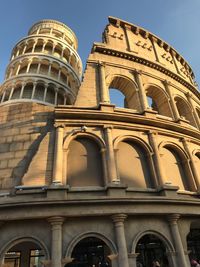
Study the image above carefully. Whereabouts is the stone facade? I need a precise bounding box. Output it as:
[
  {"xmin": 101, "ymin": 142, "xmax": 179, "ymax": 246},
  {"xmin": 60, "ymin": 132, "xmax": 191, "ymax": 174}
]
[{"xmin": 0, "ymin": 17, "xmax": 200, "ymax": 267}]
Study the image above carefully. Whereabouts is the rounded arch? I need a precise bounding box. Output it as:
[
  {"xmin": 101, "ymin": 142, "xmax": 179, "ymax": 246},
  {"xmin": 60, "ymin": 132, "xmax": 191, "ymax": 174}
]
[
  {"xmin": 131, "ymin": 230, "xmax": 175, "ymax": 254},
  {"xmin": 0, "ymin": 235, "xmax": 50, "ymax": 262},
  {"xmin": 144, "ymin": 83, "xmax": 172, "ymax": 118},
  {"xmin": 174, "ymin": 95, "xmax": 196, "ymax": 127},
  {"xmin": 106, "ymin": 74, "xmax": 140, "ymax": 110},
  {"xmin": 65, "ymin": 231, "xmax": 117, "ymax": 258},
  {"xmin": 159, "ymin": 141, "xmax": 194, "ymax": 191},
  {"xmin": 114, "ymin": 135, "xmax": 155, "ymax": 188},
  {"xmin": 114, "ymin": 135, "xmax": 153, "ymax": 154},
  {"xmin": 63, "ymin": 131, "xmax": 106, "ymax": 150},
  {"xmin": 159, "ymin": 141, "xmax": 189, "ymax": 159}
]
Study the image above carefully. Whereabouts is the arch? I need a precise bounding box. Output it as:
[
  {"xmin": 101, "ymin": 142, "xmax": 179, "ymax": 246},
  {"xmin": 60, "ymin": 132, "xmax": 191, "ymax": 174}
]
[
  {"xmin": 0, "ymin": 236, "xmax": 50, "ymax": 263},
  {"xmin": 144, "ymin": 83, "xmax": 173, "ymax": 118},
  {"xmin": 174, "ymin": 95, "xmax": 196, "ymax": 127},
  {"xmin": 187, "ymin": 220, "xmax": 200, "ymax": 262},
  {"xmin": 106, "ymin": 74, "xmax": 140, "ymax": 110},
  {"xmin": 132, "ymin": 231, "xmax": 175, "ymax": 267},
  {"xmin": 66, "ymin": 135, "xmax": 104, "ymax": 187},
  {"xmin": 65, "ymin": 231, "xmax": 117, "ymax": 258},
  {"xmin": 114, "ymin": 135, "xmax": 155, "ymax": 188},
  {"xmin": 159, "ymin": 141, "xmax": 193, "ymax": 191}
]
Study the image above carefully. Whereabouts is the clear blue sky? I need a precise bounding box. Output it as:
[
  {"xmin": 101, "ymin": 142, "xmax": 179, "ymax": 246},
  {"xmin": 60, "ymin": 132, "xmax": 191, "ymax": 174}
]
[{"xmin": 0, "ymin": 0, "xmax": 200, "ymax": 86}]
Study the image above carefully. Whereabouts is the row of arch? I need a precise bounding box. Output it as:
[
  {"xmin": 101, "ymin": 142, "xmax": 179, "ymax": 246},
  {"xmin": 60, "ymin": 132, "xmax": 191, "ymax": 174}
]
[
  {"xmin": 29, "ymin": 25, "xmax": 77, "ymax": 48},
  {"xmin": 11, "ymin": 36, "xmax": 81, "ymax": 75},
  {"xmin": 108, "ymin": 75, "xmax": 200, "ymax": 128},
  {"xmin": 6, "ymin": 56, "xmax": 80, "ymax": 88},
  {"xmin": 0, "ymin": 80, "xmax": 73, "ymax": 106},
  {"xmin": 62, "ymin": 133, "xmax": 200, "ymax": 192},
  {"xmin": 1, "ymin": 227, "xmax": 198, "ymax": 267}
]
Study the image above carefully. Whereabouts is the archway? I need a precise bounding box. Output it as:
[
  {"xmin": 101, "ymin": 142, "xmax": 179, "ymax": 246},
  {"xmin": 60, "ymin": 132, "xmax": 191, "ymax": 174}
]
[
  {"xmin": 2, "ymin": 239, "xmax": 46, "ymax": 267},
  {"xmin": 136, "ymin": 234, "xmax": 169, "ymax": 267},
  {"xmin": 65, "ymin": 237, "xmax": 112, "ymax": 267},
  {"xmin": 187, "ymin": 221, "xmax": 200, "ymax": 262}
]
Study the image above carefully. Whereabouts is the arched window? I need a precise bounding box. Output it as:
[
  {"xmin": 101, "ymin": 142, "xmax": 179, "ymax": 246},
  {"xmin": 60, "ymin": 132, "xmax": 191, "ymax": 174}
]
[
  {"xmin": 3, "ymin": 240, "xmax": 46, "ymax": 267},
  {"xmin": 116, "ymin": 141, "xmax": 153, "ymax": 188},
  {"xmin": 22, "ymin": 83, "xmax": 33, "ymax": 99},
  {"xmin": 108, "ymin": 76, "xmax": 140, "ymax": 110},
  {"xmin": 136, "ymin": 234, "xmax": 169, "ymax": 267},
  {"xmin": 67, "ymin": 137, "xmax": 103, "ymax": 187},
  {"xmin": 175, "ymin": 96, "xmax": 196, "ymax": 127},
  {"xmin": 161, "ymin": 146, "xmax": 190, "ymax": 190},
  {"xmin": 65, "ymin": 237, "xmax": 112, "ymax": 267},
  {"xmin": 194, "ymin": 152, "xmax": 200, "ymax": 173},
  {"xmin": 146, "ymin": 86, "xmax": 172, "ymax": 117}
]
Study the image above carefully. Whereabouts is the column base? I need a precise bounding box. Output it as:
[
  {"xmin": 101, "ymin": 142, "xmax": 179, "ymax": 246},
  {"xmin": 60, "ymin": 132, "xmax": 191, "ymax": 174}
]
[
  {"xmin": 106, "ymin": 183, "xmax": 127, "ymax": 197},
  {"xmin": 47, "ymin": 185, "xmax": 69, "ymax": 199},
  {"xmin": 158, "ymin": 184, "xmax": 179, "ymax": 197}
]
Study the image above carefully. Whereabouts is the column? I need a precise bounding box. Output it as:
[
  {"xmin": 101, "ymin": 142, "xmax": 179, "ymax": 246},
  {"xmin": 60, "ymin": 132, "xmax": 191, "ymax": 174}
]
[
  {"xmin": 9, "ymin": 67, "xmax": 14, "ymax": 78},
  {"xmin": 8, "ymin": 85, "xmax": 15, "ymax": 100},
  {"xmin": 100, "ymin": 148, "xmax": 109, "ymax": 185},
  {"xmin": 48, "ymin": 64, "xmax": 52, "ymax": 76},
  {"xmin": 58, "ymin": 67, "xmax": 61, "ymax": 81},
  {"xmin": 31, "ymin": 82, "xmax": 37, "ymax": 99},
  {"xmin": 22, "ymin": 43, "xmax": 27, "ymax": 54},
  {"xmin": 150, "ymin": 36, "xmax": 160, "ymax": 62},
  {"xmin": 134, "ymin": 70, "xmax": 149, "ymax": 111},
  {"xmin": 182, "ymin": 138, "xmax": 200, "ymax": 191},
  {"xmin": 186, "ymin": 92, "xmax": 200, "ymax": 129},
  {"xmin": 43, "ymin": 84, "xmax": 48, "ymax": 102},
  {"xmin": 16, "ymin": 63, "xmax": 21, "ymax": 75},
  {"xmin": 26, "ymin": 60, "xmax": 31, "ymax": 73},
  {"xmin": 112, "ymin": 214, "xmax": 129, "ymax": 267},
  {"xmin": 163, "ymin": 80, "xmax": 180, "ymax": 121},
  {"xmin": 148, "ymin": 131, "xmax": 165, "ymax": 186},
  {"xmin": 55, "ymin": 89, "xmax": 58, "ymax": 105},
  {"xmin": 98, "ymin": 62, "xmax": 110, "ymax": 103},
  {"xmin": 19, "ymin": 83, "xmax": 25, "ymax": 99},
  {"xmin": 37, "ymin": 62, "xmax": 41, "ymax": 74},
  {"xmin": 48, "ymin": 217, "xmax": 65, "ymax": 267},
  {"xmin": 104, "ymin": 126, "xmax": 119, "ymax": 183},
  {"xmin": 1, "ymin": 91, "xmax": 6, "ymax": 103},
  {"xmin": 31, "ymin": 41, "xmax": 37, "ymax": 53},
  {"xmin": 52, "ymin": 125, "xmax": 64, "ymax": 185},
  {"xmin": 168, "ymin": 214, "xmax": 188, "ymax": 267},
  {"xmin": 42, "ymin": 41, "xmax": 47, "ymax": 52}
]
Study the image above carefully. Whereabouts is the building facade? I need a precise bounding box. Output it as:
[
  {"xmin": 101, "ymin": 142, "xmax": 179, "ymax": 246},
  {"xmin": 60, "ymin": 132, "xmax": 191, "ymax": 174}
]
[{"xmin": 0, "ymin": 17, "xmax": 200, "ymax": 267}]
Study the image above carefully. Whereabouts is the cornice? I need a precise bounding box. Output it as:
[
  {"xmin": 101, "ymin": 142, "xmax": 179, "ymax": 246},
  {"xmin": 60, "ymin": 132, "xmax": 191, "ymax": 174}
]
[
  {"xmin": 92, "ymin": 45, "xmax": 200, "ymax": 100},
  {"xmin": 108, "ymin": 16, "xmax": 194, "ymax": 78},
  {"xmin": 54, "ymin": 107, "xmax": 200, "ymax": 141}
]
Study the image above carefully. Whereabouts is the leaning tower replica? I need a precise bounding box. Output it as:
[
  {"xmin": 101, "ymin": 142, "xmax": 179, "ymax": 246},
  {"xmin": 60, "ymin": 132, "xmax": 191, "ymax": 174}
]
[{"xmin": 0, "ymin": 17, "xmax": 200, "ymax": 267}]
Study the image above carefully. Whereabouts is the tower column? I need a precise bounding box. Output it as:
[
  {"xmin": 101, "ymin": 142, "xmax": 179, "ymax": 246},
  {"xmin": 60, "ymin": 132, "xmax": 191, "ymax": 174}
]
[
  {"xmin": 52, "ymin": 124, "xmax": 64, "ymax": 185},
  {"xmin": 186, "ymin": 92, "xmax": 200, "ymax": 129},
  {"xmin": 48, "ymin": 217, "xmax": 65, "ymax": 267},
  {"xmin": 112, "ymin": 214, "xmax": 129, "ymax": 267},
  {"xmin": 99, "ymin": 62, "xmax": 110, "ymax": 103},
  {"xmin": 168, "ymin": 214, "xmax": 188, "ymax": 267}
]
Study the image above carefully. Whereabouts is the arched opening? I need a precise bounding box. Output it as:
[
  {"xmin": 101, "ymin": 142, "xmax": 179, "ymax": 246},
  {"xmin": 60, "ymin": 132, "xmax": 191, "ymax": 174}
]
[
  {"xmin": 146, "ymin": 86, "xmax": 172, "ymax": 118},
  {"xmin": 116, "ymin": 140, "xmax": 153, "ymax": 188},
  {"xmin": 108, "ymin": 76, "xmax": 140, "ymax": 110},
  {"xmin": 65, "ymin": 237, "xmax": 112, "ymax": 267},
  {"xmin": 161, "ymin": 146, "xmax": 190, "ymax": 190},
  {"xmin": 194, "ymin": 152, "xmax": 200, "ymax": 174},
  {"xmin": 136, "ymin": 234, "xmax": 169, "ymax": 267},
  {"xmin": 175, "ymin": 97, "xmax": 196, "ymax": 127},
  {"xmin": 3, "ymin": 240, "xmax": 46, "ymax": 267},
  {"xmin": 67, "ymin": 137, "xmax": 104, "ymax": 187},
  {"xmin": 12, "ymin": 86, "xmax": 21, "ymax": 99},
  {"xmin": 187, "ymin": 221, "xmax": 200, "ymax": 266},
  {"xmin": 22, "ymin": 83, "xmax": 33, "ymax": 99}
]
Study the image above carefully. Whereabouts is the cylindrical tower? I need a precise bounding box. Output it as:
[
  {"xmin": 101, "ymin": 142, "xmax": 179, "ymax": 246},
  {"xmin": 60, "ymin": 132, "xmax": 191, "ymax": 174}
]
[{"xmin": 0, "ymin": 19, "xmax": 82, "ymax": 106}]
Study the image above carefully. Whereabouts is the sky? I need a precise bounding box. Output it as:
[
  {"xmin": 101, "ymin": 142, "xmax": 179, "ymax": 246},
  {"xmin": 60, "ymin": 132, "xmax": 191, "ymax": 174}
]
[{"xmin": 0, "ymin": 0, "xmax": 200, "ymax": 87}]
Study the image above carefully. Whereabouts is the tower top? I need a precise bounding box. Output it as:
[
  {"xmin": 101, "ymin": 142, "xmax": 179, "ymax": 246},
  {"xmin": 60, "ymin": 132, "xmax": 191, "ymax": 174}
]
[{"xmin": 28, "ymin": 19, "xmax": 78, "ymax": 50}]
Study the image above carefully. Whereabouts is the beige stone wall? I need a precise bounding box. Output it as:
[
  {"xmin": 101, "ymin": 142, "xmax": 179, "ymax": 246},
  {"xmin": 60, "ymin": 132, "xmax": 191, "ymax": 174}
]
[{"xmin": 0, "ymin": 103, "xmax": 54, "ymax": 190}]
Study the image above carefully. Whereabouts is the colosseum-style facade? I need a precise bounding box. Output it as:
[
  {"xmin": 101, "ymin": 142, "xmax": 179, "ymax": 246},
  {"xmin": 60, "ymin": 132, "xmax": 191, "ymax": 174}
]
[{"xmin": 0, "ymin": 17, "xmax": 200, "ymax": 267}]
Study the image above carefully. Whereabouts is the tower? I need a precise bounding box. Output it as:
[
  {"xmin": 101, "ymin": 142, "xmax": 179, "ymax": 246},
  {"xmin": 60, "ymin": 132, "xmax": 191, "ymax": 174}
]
[{"xmin": 0, "ymin": 17, "xmax": 200, "ymax": 267}]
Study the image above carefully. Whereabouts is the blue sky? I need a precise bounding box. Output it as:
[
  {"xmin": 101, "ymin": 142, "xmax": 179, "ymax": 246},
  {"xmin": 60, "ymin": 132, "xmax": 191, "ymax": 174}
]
[{"xmin": 0, "ymin": 0, "xmax": 200, "ymax": 86}]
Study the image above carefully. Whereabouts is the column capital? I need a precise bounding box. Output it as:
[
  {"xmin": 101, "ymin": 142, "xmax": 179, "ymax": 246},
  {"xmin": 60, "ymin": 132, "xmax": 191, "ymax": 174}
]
[
  {"xmin": 111, "ymin": 214, "xmax": 127, "ymax": 223},
  {"xmin": 167, "ymin": 214, "xmax": 180, "ymax": 224},
  {"xmin": 47, "ymin": 216, "xmax": 65, "ymax": 225},
  {"xmin": 163, "ymin": 80, "xmax": 171, "ymax": 86},
  {"xmin": 98, "ymin": 60, "xmax": 105, "ymax": 67},
  {"xmin": 54, "ymin": 123, "xmax": 65, "ymax": 129},
  {"xmin": 104, "ymin": 125, "xmax": 113, "ymax": 130},
  {"xmin": 135, "ymin": 69, "xmax": 142, "ymax": 75}
]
